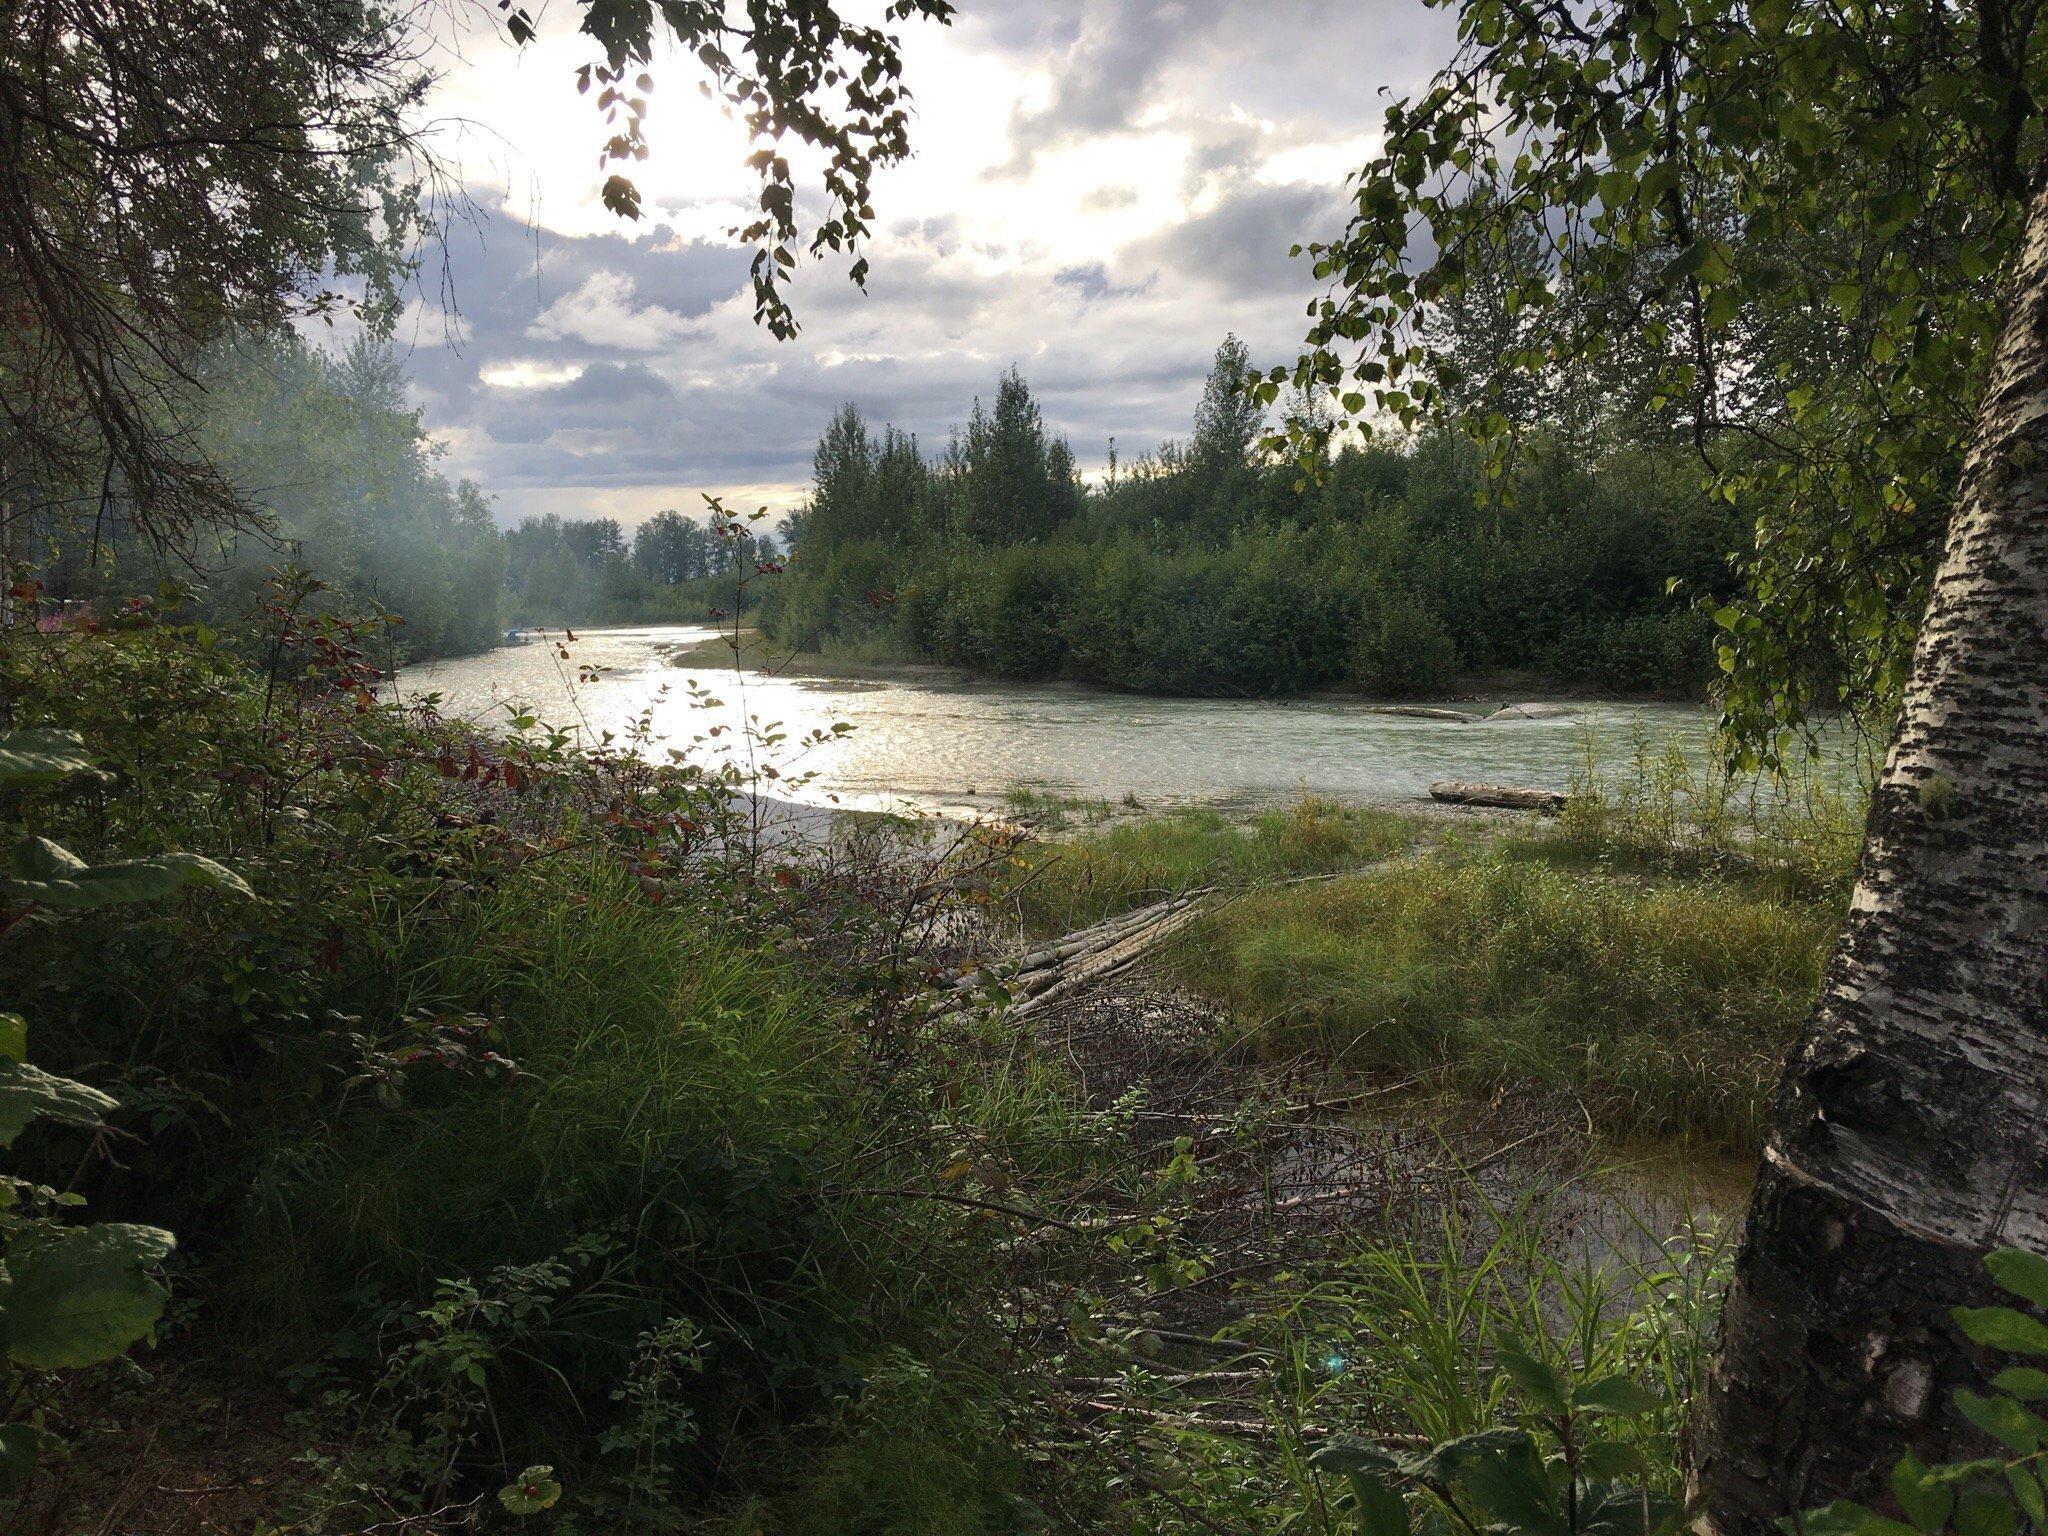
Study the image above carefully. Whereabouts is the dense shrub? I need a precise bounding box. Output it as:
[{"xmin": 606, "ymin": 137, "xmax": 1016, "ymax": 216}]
[
  {"xmin": 760, "ymin": 358, "xmax": 1739, "ymax": 699},
  {"xmin": 0, "ymin": 595, "xmax": 1085, "ymax": 1532}
]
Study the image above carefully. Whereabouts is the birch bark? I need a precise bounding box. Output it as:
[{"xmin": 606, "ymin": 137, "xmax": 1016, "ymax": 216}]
[{"xmin": 1693, "ymin": 170, "xmax": 2048, "ymax": 1531}]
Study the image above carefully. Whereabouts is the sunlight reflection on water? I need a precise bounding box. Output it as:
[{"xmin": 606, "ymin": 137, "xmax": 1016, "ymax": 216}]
[{"xmin": 397, "ymin": 624, "xmax": 1756, "ymax": 818}]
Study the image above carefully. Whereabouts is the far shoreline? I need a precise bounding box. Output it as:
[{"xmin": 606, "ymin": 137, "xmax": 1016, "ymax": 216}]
[{"xmin": 645, "ymin": 622, "xmax": 1714, "ymax": 710}]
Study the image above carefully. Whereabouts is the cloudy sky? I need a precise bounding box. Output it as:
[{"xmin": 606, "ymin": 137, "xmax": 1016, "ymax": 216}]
[{"xmin": 401, "ymin": 1, "xmax": 1457, "ymax": 529}]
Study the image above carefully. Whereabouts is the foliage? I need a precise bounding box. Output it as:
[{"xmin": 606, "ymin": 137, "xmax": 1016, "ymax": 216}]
[
  {"xmin": 1096, "ymin": 1200, "xmax": 1729, "ymax": 1536},
  {"xmin": 22, "ymin": 333, "xmax": 507, "ymax": 662},
  {"xmin": 0, "ymin": 600, "xmax": 1094, "ymax": 1530},
  {"xmin": 1313, "ymin": 1371, "xmax": 1678, "ymax": 1536},
  {"xmin": 1797, "ymin": 1250, "xmax": 2048, "ymax": 1536},
  {"xmin": 1179, "ymin": 851, "xmax": 1830, "ymax": 1151},
  {"xmin": 0, "ymin": 726, "xmax": 246, "ymax": 1500},
  {"xmin": 0, "ymin": 0, "xmax": 431, "ymax": 543},
  {"xmin": 502, "ymin": 498, "xmax": 771, "ymax": 628},
  {"xmin": 1279, "ymin": 0, "xmax": 2048, "ymax": 761},
  {"xmin": 1006, "ymin": 797, "xmax": 1419, "ymax": 936},
  {"xmin": 1010, "ymin": 805, "xmax": 1834, "ymax": 1154},
  {"xmin": 551, "ymin": 0, "xmax": 955, "ymax": 337},
  {"xmin": 1550, "ymin": 726, "xmax": 1867, "ymax": 904},
  {"xmin": 762, "ymin": 349, "xmax": 1738, "ymax": 698}
]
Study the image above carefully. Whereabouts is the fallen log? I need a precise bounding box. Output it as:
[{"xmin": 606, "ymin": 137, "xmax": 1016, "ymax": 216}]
[
  {"xmin": 1428, "ymin": 780, "xmax": 1566, "ymax": 813},
  {"xmin": 1009, "ymin": 899, "xmax": 1214, "ymax": 1020},
  {"xmin": 945, "ymin": 893, "xmax": 1199, "ymax": 992},
  {"xmin": 1362, "ymin": 705, "xmax": 1475, "ymax": 721}
]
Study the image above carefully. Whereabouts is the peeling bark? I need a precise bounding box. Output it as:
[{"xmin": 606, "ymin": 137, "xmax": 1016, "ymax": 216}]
[{"xmin": 1692, "ymin": 172, "xmax": 2048, "ymax": 1533}]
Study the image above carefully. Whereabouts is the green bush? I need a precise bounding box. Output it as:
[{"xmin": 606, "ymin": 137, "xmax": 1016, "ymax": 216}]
[{"xmin": 0, "ymin": 595, "xmax": 1090, "ymax": 1531}]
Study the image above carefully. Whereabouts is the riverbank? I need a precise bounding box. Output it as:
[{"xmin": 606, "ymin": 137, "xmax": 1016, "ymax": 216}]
[
  {"xmin": 14, "ymin": 607, "xmax": 1844, "ymax": 1532},
  {"xmin": 999, "ymin": 792, "xmax": 1846, "ymax": 1161},
  {"xmin": 665, "ymin": 624, "xmax": 1714, "ymax": 707}
]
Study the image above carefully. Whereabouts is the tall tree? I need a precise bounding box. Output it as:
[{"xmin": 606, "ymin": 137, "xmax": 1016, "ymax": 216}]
[
  {"xmin": 0, "ymin": 0, "xmax": 429, "ymax": 545},
  {"xmin": 1277, "ymin": 0, "xmax": 2045, "ymax": 765},
  {"xmin": 1693, "ymin": 170, "xmax": 2048, "ymax": 1534},
  {"xmin": 806, "ymin": 403, "xmax": 877, "ymax": 549},
  {"xmin": 957, "ymin": 368, "xmax": 1078, "ymax": 544},
  {"xmin": 635, "ymin": 509, "xmax": 710, "ymax": 584},
  {"xmin": 0, "ymin": 0, "xmax": 956, "ymax": 577},
  {"xmin": 1191, "ymin": 334, "xmax": 1265, "ymax": 478}
]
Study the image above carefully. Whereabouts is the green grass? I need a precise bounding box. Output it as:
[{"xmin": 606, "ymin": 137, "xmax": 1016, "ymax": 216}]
[
  {"xmin": 1550, "ymin": 727, "xmax": 1867, "ymax": 904},
  {"xmin": 1165, "ymin": 848, "xmax": 1834, "ymax": 1153},
  {"xmin": 227, "ymin": 858, "xmax": 1080, "ymax": 1533},
  {"xmin": 1141, "ymin": 1192, "xmax": 1731, "ymax": 1533},
  {"xmin": 1000, "ymin": 783, "xmax": 1121, "ymax": 829},
  {"xmin": 1008, "ymin": 796, "xmax": 1420, "ymax": 935}
]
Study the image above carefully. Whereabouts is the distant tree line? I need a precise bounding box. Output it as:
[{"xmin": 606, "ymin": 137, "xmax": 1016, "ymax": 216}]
[
  {"xmin": 500, "ymin": 508, "xmax": 771, "ymax": 628},
  {"xmin": 756, "ymin": 337, "xmax": 1744, "ymax": 697}
]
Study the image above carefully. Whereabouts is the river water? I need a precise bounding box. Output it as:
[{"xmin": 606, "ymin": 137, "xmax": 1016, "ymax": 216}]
[{"xmin": 397, "ymin": 624, "xmax": 1721, "ymax": 818}]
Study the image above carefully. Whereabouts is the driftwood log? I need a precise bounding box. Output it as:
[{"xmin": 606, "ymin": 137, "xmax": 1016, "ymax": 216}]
[
  {"xmin": 1361, "ymin": 705, "xmax": 1475, "ymax": 721},
  {"xmin": 1428, "ymin": 780, "xmax": 1566, "ymax": 813}
]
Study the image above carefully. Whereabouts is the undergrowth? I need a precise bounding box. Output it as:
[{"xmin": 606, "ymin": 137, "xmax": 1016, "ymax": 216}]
[
  {"xmin": 1008, "ymin": 797, "xmax": 1419, "ymax": 935},
  {"xmin": 1169, "ymin": 851, "xmax": 1833, "ymax": 1153},
  {"xmin": 0, "ymin": 587, "xmax": 1098, "ymax": 1534},
  {"xmin": 1060, "ymin": 1187, "xmax": 1731, "ymax": 1536}
]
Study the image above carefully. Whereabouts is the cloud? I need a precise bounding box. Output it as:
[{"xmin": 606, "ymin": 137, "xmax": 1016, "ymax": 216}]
[
  {"xmin": 1128, "ymin": 179, "xmax": 1343, "ymax": 294},
  {"xmin": 1052, "ymin": 262, "xmax": 1153, "ymax": 304},
  {"xmin": 393, "ymin": 2, "xmax": 1462, "ymax": 528},
  {"xmin": 528, "ymin": 271, "xmax": 701, "ymax": 352}
]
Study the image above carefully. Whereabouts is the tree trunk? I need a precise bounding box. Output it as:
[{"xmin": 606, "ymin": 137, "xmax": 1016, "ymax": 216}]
[{"xmin": 1692, "ymin": 174, "xmax": 2048, "ymax": 1532}]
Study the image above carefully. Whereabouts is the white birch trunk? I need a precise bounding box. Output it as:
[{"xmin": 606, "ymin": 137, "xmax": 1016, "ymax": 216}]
[{"xmin": 1693, "ymin": 170, "xmax": 2048, "ymax": 1530}]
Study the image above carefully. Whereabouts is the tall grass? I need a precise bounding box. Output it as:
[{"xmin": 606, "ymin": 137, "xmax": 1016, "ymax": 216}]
[
  {"xmin": 1548, "ymin": 725, "xmax": 1866, "ymax": 903},
  {"xmin": 232, "ymin": 860, "xmax": 1085, "ymax": 1531},
  {"xmin": 1273, "ymin": 1198, "xmax": 1726, "ymax": 1528},
  {"xmin": 1168, "ymin": 852, "xmax": 1832, "ymax": 1152},
  {"xmin": 1009, "ymin": 797, "xmax": 1418, "ymax": 936},
  {"xmin": 1109, "ymin": 1191, "xmax": 1731, "ymax": 1534}
]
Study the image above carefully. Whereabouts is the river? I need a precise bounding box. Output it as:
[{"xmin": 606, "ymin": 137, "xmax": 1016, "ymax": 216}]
[{"xmin": 397, "ymin": 623, "xmax": 1724, "ymax": 819}]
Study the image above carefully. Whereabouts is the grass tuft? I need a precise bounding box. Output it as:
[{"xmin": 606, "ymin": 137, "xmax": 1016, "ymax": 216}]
[
  {"xmin": 1167, "ymin": 849, "xmax": 1833, "ymax": 1153},
  {"xmin": 1009, "ymin": 796, "xmax": 1419, "ymax": 935}
]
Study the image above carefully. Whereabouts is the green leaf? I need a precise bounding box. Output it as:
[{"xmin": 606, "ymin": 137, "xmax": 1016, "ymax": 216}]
[
  {"xmin": 1991, "ymin": 1366, "xmax": 2048, "ymax": 1400},
  {"xmin": 499, "ymin": 1465, "xmax": 563, "ymax": 1514},
  {"xmin": 1955, "ymin": 1485, "xmax": 2019, "ymax": 1536},
  {"xmin": 1493, "ymin": 1346, "xmax": 1569, "ymax": 1412},
  {"xmin": 0, "ymin": 1060, "xmax": 118, "ymax": 1146},
  {"xmin": 1574, "ymin": 1374, "xmax": 1665, "ymax": 1417},
  {"xmin": 1349, "ymin": 1471, "xmax": 1412, "ymax": 1536},
  {"xmin": 1789, "ymin": 1502, "xmax": 1916, "ymax": 1536},
  {"xmin": 1892, "ymin": 1453, "xmax": 1955, "ymax": 1533},
  {"xmin": 1954, "ymin": 1389, "xmax": 2045, "ymax": 1454},
  {"xmin": 0, "ymin": 1013, "xmax": 24, "ymax": 1064},
  {"xmin": 1450, "ymin": 1436, "xmax": 1567, "ymax": 1536},
  {"xmin": 1955, "ymin": 1306, "xmax": 2048, "ymax": 1356},
  {"xmin": 1581, "ymin": 1484, "xmax": 1680, "ymax": 1536},
  {"xmin": 1313, "ymin": 1439, "xmax": 1402, "ymax": 1479},
  {"xmin": 2, "ymin": 837, "xmax": 251, "ymax": 909},
  {"xmin": 0, "ymin": 1422, "xmax": 49, "ymax": 1491},
  {"xmin": 1987, "ymin": 1250, "xmax": 2048, "ymax": 1311},
  {"xmin": 2007, "ymin": 1466, "xmax": 2047, "ymax": 1527},
  {"xmin": 1, "ymin": 1222, "xmax": 174, "ymax": 1368},
  {"xmin": 1578, "ymin": 1438, "xmax": 1647, "ymax": 1479},
  {"xmin": 0, "ymin": 730, "xmax": 93, "ymax": 785}
]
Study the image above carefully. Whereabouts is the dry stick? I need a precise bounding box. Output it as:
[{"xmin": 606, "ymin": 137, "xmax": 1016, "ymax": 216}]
[{"xmin": 1238, "ymin": 1125, "xmax": 1557, "ymax": 1219}]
